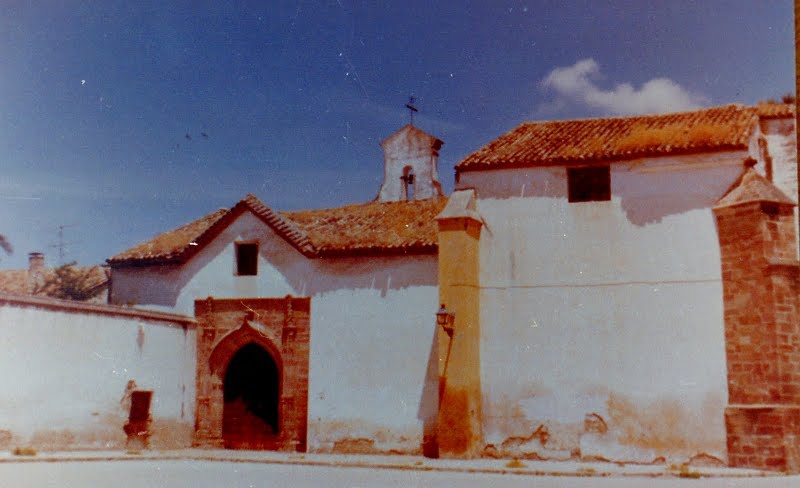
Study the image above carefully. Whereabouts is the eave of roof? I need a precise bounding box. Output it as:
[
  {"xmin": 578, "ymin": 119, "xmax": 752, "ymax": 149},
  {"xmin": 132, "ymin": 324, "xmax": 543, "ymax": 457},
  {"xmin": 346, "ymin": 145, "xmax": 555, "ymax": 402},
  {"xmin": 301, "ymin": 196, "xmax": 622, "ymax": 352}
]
[
  {"xmin": 756, "ymin": 102, "xmax": 795, "ymax": 119},
  {"xmin": 107, "ymin": 208, "xmax": 229, "ymax": 266},
  {"xmin": 108, "ymin": 195, "xmax": 316, "ymax": 267},
  {"xmin": 108, "ymin": 195, "xmax": 447, "ymax": 267},
  {"xmin": 456, "ymin": 104, "xmax": 759, "ymax": 172}
]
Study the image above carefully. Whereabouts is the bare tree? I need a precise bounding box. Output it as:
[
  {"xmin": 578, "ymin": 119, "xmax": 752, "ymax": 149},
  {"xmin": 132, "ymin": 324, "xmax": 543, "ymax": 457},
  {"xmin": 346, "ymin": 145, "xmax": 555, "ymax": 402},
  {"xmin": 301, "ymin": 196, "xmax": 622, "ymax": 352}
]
[
  {"xmin": 0, "ymin": 235, "xmax": 11, "ymax": 256},
  {"xmin": 33, "ymin": 262, "xmax": 105, "ymax": 301}
]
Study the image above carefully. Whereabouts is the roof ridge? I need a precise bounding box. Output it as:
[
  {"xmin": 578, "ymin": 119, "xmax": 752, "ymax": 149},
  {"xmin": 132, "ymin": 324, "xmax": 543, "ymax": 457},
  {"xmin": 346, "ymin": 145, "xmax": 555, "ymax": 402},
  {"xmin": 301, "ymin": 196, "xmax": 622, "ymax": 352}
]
[
  {"xmin": 240, "ymin": 194, "xmax": 317, "ymax": 256},
  {"xmin": 282, "ymin": 195, "xmax": 448, "ymax": 215},
  {"xmin": 457, "ymin": 103, "xmax": 759, "ymax": 172},
  {"xmin": 523, "ymin": 103, "xmax": 749, "ymax": 125}
]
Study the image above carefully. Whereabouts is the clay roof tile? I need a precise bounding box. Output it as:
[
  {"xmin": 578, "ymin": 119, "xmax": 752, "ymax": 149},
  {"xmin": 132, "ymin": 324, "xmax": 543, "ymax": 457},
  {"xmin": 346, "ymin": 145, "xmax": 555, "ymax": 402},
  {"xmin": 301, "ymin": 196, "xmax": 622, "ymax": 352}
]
[
  {"xmin": 457, "ymin": 104, "xmax": 759, "ymax": 172},
  {"xmin": 108, "ymin": 195, "xmax": 448, "ymax": 266}
]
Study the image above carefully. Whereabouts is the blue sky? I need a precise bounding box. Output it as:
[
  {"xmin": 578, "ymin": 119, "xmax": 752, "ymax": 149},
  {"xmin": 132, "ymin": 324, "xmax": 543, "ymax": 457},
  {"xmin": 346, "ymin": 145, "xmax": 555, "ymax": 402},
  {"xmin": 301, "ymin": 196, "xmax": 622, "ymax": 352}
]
[{"xmin": 0, "ymin": 1, "xmax": 794, "ymax": 268}]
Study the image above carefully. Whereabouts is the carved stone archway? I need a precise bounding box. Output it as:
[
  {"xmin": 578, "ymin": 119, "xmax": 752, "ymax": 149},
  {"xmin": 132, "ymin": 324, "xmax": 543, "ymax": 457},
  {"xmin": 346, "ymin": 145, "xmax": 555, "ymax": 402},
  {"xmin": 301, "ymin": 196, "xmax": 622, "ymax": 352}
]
[{"xmin": 193, "ymin": 296, "xmax": 309, "ymax": 452}]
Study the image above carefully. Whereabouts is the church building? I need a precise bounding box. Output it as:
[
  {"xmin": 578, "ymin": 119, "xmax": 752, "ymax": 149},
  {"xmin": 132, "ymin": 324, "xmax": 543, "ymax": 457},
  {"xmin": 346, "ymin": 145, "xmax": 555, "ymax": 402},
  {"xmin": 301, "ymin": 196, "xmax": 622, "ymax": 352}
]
[{"xmin": 102, "ymin": 102, "xmax": 800, "ymax": 470}]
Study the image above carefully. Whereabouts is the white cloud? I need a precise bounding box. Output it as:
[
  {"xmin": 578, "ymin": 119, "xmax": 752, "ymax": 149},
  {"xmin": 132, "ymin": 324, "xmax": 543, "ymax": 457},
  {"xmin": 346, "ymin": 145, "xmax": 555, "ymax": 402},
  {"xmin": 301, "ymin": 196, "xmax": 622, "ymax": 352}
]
[{"xmin": 540, "ymin": 58, "xmax": 706, "ymax": 116}]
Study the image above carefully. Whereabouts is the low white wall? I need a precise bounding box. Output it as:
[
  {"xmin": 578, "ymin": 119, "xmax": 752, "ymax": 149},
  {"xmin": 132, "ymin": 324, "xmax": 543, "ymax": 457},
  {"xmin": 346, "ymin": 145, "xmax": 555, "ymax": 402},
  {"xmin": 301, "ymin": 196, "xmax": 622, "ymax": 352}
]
[
  {"xmin": 460, "ymin": 154, "xmax": 741, "ymax": 462},
  {"xmin": 0, "ymin": 295, "xmax": 195, "ymax": 450},
  {"xmin": 111, "ymin": 211, "xmax": 440, "ymax": 453}
]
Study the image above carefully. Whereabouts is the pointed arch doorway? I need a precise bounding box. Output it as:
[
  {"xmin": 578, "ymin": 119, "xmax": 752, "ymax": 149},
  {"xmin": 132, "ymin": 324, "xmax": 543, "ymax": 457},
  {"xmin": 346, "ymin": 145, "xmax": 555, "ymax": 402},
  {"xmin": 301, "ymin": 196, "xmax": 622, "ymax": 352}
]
[
  {"xmin": 193, "ymin": 297, "xmax": 310, "ymax": 452},
  {"xmin": 223, "ymin": 343, "xmax": 280, "ymax": 449}
]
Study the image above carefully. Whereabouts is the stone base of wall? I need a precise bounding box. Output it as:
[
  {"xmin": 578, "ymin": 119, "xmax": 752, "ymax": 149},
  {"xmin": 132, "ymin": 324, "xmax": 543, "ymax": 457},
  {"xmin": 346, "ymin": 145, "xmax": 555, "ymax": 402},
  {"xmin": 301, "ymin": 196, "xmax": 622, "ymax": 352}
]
[{"xmin": 726, "ymin": 405, "xmax": 800, "ymax": 472}]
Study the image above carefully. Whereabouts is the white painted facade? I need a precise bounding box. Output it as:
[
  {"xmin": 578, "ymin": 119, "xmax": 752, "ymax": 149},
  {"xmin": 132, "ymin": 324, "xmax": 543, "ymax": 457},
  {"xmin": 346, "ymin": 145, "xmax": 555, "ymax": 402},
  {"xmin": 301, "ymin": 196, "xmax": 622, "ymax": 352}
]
[
  {"xmin": 457, "ymin": 150, "xmax": 752, "ymax": 461},
  {"xmin": 111, "ymin": 211, "xmax": 440, "ymax": 453},
  {"xmin": 0, "ymin": 296, "xmax": 194, "ymax": 450},
  {"xmin": 762, "ymin": 117, "xmax": 797, "ymax": 202}
]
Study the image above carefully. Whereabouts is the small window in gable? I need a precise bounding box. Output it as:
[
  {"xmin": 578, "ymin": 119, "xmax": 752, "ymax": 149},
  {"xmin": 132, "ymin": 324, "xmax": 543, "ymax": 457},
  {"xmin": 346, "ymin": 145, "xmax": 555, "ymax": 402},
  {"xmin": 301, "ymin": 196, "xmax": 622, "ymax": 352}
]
[
  {"xmin": 235, "ymin": 242, "xmax": 258, "ymax": 276},
  {"xmin": 567, "ymin": 166, "xmax": 611, "ymax": 202}
]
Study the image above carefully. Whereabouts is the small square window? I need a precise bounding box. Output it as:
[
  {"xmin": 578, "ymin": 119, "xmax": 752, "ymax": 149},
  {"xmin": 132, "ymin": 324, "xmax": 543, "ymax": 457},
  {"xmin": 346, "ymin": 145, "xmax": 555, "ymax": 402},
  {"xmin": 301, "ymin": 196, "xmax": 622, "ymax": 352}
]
[
  {"xmin": 567, "ymin": 166, "xmax": 611, "ymax": 202},
  {"xmin": 236, "ymin": 242, "xmax": 258, "ymax": 276}
]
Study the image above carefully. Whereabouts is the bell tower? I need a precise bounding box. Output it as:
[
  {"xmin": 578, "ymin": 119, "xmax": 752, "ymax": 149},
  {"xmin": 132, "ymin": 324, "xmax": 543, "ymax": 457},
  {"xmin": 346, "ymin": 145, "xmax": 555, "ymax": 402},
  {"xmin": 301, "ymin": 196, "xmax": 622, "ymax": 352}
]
[{"xmin": 376, "ymin": 105, "xmax": 444, "ymax": 202}]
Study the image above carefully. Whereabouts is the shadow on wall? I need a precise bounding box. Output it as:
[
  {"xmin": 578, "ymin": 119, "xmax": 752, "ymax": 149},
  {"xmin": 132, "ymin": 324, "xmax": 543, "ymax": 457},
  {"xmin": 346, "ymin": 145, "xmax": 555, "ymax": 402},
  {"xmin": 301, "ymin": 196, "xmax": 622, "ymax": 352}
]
[
  {"xmin": 614, "ymin": 165, "xmax": 744, "ymax": 226},
  {"xmin": 482, "ymin": 388, "xmax": 726, "ymax": 463},
  {"xmin": 458, "ymin": 163, "xmax": 744, "ymax": 227},
  {"xmin": 417, "ymin": 325, "xmax": 440, "ymax": 457}
]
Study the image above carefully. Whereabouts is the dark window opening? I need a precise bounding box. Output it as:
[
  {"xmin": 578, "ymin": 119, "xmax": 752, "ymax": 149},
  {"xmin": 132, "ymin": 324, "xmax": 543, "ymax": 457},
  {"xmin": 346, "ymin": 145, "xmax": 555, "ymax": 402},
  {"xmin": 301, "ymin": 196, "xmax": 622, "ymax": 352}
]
[
  {"xmin": 128, "ymin": 390, "xmax": 152, "ymax": 423},
  {"xmin": 401, "ymin": 166, "xmax": 415, "ymax": 200},
  {"xmin": 236, "ymin": 243, "xmax": 258, "ymax": 276},
  {"xmin": 567, "ymin": 166, "xmax": 611, "ymax": 202}
]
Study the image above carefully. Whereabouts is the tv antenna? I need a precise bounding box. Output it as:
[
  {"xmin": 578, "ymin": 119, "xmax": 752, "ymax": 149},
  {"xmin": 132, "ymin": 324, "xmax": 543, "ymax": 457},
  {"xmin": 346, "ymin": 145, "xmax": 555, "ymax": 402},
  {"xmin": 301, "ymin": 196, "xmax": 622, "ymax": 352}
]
[
  {"xmin": 48, "ymin": 224, "xmax": 80, "ymax": 265},
  {"xmin": 405, "ymin": 96, "xmax": 418, "ymax": 126}
]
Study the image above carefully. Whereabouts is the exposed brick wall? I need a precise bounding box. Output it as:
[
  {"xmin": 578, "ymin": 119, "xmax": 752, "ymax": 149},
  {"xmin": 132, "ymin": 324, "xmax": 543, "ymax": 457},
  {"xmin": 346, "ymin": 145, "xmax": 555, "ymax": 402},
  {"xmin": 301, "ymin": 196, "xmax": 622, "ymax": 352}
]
[
  {"xmin": 193, "ymin": 296, "xmax": 310, "ymax": 452},
  {"xmin": 726, "ymin": 406, "xmax": 800, "ymax": 472},
  {"xmin": 715, "ymin": 190, "xmax": 800, "ymax": 472}
]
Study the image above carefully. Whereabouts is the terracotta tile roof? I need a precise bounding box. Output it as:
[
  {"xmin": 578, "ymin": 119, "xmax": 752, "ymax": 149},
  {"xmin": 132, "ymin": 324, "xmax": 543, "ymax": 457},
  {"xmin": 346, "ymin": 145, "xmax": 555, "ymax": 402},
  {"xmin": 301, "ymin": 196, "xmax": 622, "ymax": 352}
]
[
  {"xmin": 0, "ymin": 269, "xmax": 31, "ymax": 295},
  {"xmin": 456, "ymin": 104, "xmax": 759, "ymax": 172},
  {"xmin": 282, "ymin": 197, "xmax": 448, "ymax": 257},
  {"xmin": 756, "ymin": 102, "xmax": 795, "ymax": 119},
  {"xmin": 107, "ymin": 208, "xmax": 229, "ymax": 265},
  {"xmin": 108, "ymin": 195, "xmax": 447, "ymax": 266},
  {"xmin": 0, "ymin": 265, "xmax": 109, "ymax": 296}
]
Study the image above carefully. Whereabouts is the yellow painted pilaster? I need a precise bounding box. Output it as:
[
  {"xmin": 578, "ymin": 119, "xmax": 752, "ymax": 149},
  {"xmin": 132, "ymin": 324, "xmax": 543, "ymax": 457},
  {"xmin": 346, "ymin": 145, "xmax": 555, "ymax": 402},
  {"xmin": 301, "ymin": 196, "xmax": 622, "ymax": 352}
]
[{"xmin": 436, "ymin": 215, "xmax": 482, "ymax": 458}]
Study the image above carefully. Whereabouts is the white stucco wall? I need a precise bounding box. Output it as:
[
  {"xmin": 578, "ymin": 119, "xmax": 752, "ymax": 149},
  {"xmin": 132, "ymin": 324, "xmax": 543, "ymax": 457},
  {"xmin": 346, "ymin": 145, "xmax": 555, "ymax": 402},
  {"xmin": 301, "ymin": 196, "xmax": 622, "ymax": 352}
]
[
  {"xmin": 111, "ymin": 212, "xmax": 439, "ymax": 453},
  {"xmin": 762, "ymin": 117, "xmax": 797, "ymax": 202},
  {"xmin": 0, "ymin": 298, "xmax": 195, "ymax": 449},
  {"xmin": 458, "ymin": 152, "xmax": 746, "ymax": 462}
]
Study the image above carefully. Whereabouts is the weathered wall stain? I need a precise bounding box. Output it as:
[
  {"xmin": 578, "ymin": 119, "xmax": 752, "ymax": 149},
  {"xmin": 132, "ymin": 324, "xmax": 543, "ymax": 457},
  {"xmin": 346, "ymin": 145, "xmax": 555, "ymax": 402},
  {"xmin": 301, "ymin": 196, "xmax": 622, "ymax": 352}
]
[
  {"xmin": 687, "ymin": 452, "xmax": 726, "ymax": 467},
  {"xmin": 0, "ymin": 430, "xmax": 12, "ymax": 450},
  {"xmin": 604, "ymin": 392, "xmax": 725, "ymax": 457},
  {"xmin": 437, "ymin": 388, "xmax": 472, "ymax": 455},
  {"xmin": 22, "ymin": 414, "xmax": 193, "ymax": 451},
  {"xmin": 332, "ymin": 438, "xmax": 376, "ymax": 454},
  {"xmin": 584, "ymin": 413, "xmax": 607, "ymax": 434},
  {"xmin": 309, "ymin": 419, "xmax": 422, "ymax": 454},
  {"xmin": 483, "ymin": 389, "xmax": 725, "ymax": 463}
]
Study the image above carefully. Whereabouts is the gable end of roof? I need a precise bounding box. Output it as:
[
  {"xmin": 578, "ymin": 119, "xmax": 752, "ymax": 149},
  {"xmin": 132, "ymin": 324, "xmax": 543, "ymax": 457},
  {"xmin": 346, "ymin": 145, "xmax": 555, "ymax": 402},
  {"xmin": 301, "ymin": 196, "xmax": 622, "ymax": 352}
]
[{"xmin": 108, "ymin": 195, "xmax": 319, "ymax": 267}]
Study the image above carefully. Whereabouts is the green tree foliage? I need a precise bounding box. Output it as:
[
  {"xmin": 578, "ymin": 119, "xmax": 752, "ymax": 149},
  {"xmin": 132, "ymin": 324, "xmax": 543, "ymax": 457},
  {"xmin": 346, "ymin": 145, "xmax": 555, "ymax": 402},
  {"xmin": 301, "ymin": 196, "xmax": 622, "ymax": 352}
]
[{"xmin": 33, "ymin": 262, "xmax": 105, "ymax": 301}]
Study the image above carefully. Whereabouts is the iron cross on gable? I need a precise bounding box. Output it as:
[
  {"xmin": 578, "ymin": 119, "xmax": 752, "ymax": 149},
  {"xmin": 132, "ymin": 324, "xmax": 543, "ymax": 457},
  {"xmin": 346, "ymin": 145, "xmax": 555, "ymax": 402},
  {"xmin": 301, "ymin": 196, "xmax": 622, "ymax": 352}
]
[{"xmin": 405, "ymin": 96, "xmax": 418, "ymax": 126}]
